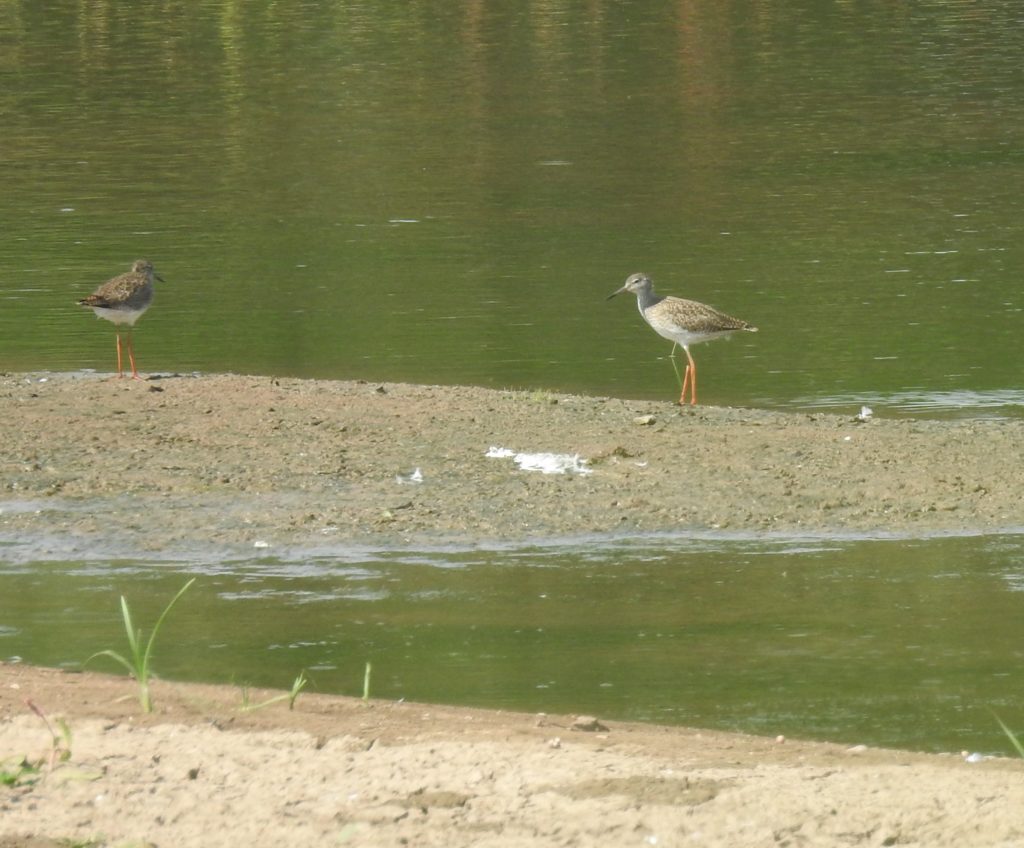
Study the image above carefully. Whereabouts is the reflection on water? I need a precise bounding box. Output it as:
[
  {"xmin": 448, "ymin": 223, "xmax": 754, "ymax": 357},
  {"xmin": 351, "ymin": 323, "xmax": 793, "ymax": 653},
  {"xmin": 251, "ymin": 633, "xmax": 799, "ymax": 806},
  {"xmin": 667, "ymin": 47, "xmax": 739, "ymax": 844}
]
[
  {"xmin": 0, "ymin": 2, "xmax": 1022, "ymax": 413},
  {"xmin": 4, "ymin": 532, "xmax": 1024, "ymax": 755}
]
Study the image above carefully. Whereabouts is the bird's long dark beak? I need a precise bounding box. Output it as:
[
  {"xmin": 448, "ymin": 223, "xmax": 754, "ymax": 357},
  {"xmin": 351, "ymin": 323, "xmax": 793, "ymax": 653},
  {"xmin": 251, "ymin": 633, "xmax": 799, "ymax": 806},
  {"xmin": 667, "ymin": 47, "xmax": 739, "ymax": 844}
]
[
  {"xmin": 606, "ymin": 286, "xmax": 626, "ymax": 300},
  {"xmin": 156, "ymin": 274, "xmax": 166, "ymax": 283}
]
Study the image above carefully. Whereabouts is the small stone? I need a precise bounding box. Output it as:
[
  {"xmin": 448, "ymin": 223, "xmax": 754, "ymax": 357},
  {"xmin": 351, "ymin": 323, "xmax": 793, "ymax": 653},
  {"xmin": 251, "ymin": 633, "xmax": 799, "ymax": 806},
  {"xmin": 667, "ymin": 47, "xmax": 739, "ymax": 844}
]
[
  {"xmin": 571, "ymin": 715, "xmax": 608, "ymax": 732},
  {"xmin": 633, "ymin": 414, "xmax": 656, "ymax": 426}
]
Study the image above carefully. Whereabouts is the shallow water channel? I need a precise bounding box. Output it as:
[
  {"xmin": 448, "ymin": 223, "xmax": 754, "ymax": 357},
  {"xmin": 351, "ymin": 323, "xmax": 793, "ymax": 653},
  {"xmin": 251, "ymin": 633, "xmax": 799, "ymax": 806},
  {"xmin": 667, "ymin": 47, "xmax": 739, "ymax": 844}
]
[{"xmin": 4, "ymin": 531, "xmax": 1024, "ymax": 756}]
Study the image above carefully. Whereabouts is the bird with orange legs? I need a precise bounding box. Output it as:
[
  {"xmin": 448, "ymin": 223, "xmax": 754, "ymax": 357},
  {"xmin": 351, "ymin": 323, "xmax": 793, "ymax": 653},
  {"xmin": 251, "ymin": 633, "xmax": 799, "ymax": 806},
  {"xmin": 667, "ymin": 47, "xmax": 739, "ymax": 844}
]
[
  {"xmin": 608, "ymin": 272, "xmax": 757, "ymax": 406},
  {"xmin": 78, "ymin": 259, "xmax": 163, "ymax": 380}
]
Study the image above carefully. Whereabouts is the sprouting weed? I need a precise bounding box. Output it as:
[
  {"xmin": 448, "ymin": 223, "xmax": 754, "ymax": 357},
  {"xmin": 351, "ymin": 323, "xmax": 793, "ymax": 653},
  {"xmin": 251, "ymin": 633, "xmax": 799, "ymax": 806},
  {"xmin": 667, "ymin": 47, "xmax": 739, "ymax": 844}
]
[{"xmin": 87, "ymin": 578, "xmax": 196, "ymax": 713}]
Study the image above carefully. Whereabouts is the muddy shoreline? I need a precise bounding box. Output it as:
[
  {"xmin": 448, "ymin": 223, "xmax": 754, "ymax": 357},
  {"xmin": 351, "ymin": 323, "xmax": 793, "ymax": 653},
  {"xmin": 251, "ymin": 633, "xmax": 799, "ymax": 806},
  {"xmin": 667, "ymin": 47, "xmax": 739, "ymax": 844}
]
[{"xmin": 1, "ymin": 371, "xmax": 1022, "ymax": 560}]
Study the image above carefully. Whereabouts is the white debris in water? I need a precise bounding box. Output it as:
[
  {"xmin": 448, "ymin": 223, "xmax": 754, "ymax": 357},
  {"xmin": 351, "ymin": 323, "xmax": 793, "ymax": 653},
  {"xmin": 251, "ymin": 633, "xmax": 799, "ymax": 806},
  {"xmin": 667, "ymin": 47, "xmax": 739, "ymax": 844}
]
[
  {"xmin": 395, "ymin": 467, "xmax": 424, "ymax": 484},
  {"xmin": 253, "ymin": 540, "xmax": 270, "ymax": 549},
  {"xmin": 855, "ymin": 405, "xmax": 873, "ymax": 423},
  {"xmin": 515, "ymin": 453, "xmax": 591, "ymax": 474},
  {"xmin": 486, "ymin": 446, "xmax": 592, "ymax": 475}
]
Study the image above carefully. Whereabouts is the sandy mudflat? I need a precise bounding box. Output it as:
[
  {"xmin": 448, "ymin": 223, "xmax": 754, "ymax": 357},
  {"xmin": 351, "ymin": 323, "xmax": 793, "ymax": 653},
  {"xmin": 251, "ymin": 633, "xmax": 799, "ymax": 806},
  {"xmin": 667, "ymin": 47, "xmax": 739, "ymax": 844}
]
[
  {"xmin": 1, "ymin": 371, "xmax": 1022, "ymax": 559},
  {"xmin": 2, "ymin": 372, "xmax": 1024, "ymax": 846}
]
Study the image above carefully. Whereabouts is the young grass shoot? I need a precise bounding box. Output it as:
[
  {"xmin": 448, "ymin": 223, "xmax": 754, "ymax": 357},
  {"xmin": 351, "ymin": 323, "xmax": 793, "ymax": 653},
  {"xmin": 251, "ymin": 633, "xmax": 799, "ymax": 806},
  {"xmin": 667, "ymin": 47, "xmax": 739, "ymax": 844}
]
[
  {"xmin": 87, "ymin": 577, "xmax": 196, "ymax": 713},
  {"xmin": 238, "ymin": 670, "xmax": 309, "ymax": 712},
  {"xmin": 1, "ymin": 700, "xmax": 73, "ymax": 788},
  {"xmin": 994, "ymin": 713, "xmax": 1024, "ymax": 759}
]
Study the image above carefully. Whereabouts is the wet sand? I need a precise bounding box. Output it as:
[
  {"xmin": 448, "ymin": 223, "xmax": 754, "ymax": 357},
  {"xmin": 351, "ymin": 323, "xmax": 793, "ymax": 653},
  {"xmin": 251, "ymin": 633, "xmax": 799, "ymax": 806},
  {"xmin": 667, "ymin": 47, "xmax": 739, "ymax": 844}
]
[{"xmin": 1, "ymin": 372, "xmax": 1022, "ymax": 560}]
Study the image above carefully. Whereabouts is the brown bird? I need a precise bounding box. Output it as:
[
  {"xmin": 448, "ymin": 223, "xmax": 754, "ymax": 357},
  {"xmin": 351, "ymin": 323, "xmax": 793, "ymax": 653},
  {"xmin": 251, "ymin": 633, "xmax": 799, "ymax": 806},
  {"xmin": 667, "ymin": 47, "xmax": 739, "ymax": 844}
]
[
  {"xmin": 78, "ymin": 259, "xmax": 163, "ymax": 380},
  {"xmin": 608, "ymin": 272, "xmax": 757, "ymax": 406}
]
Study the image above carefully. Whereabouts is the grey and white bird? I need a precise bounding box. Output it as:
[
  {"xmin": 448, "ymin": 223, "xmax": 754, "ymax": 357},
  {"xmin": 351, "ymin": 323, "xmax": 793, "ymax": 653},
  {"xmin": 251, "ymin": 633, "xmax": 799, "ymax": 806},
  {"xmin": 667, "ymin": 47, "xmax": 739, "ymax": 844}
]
[
  {"xmin": 78, "ymin": 259, "xmax": 163, "ymax": 380},
  {"xmin": 608, "ymin": 272, "xmax": 757, "ymax": 405}
]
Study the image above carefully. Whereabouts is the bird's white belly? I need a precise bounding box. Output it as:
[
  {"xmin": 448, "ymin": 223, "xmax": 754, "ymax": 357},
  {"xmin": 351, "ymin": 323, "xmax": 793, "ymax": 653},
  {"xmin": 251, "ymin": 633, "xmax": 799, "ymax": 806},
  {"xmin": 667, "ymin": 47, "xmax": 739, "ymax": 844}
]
[
  {"xmin": 91, "ymin": 306, "xmax": 146, "ymax": 326},
  {"xmin": 646, "ymin": 320, "xmax": 725, "ymax": 348}
]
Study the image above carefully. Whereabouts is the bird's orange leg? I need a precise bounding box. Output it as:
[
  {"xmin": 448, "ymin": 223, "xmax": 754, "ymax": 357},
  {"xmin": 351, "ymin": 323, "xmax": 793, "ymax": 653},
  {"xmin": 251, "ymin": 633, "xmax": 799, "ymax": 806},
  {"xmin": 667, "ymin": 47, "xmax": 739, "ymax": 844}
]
[
  {"xmin": 681, "ymin": 346, "xmax": 697, "ymax": 406},
  {"xmin": 126, "ymin": 330, "xmax": 142, "ymax": 380}
]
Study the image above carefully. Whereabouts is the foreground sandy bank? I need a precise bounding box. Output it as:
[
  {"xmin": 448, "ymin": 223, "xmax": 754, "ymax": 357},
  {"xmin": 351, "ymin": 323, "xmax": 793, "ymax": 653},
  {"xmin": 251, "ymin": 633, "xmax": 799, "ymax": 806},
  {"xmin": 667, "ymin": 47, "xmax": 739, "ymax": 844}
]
[
  {"xmin": 2, "ymin": 664, "xmax": 1024, "ymax": 848},
  {"xmin": 1, "ymin": 372, "xmax": 1022, "ymax": 558}
]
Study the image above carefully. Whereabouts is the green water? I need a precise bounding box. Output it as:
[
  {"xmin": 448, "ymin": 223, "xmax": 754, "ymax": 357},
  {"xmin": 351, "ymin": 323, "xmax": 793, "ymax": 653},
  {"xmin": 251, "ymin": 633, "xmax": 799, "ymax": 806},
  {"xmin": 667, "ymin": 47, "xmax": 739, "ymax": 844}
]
[
  {"xmin": 0, "ymin": 1, "xmax": 1022, "ymax": 413},
  {"xmin": 3, "ymin": 2, "xmax": 1024, "ymax": 754},
  {"xmin": 4, "ymin": 532, "xmax": 1024, "ymax": 755}
]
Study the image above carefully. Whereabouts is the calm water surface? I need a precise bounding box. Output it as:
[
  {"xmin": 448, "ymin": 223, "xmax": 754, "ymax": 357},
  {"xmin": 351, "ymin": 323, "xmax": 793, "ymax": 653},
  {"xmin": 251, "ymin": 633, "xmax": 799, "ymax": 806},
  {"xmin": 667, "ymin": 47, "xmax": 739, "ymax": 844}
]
[
  {"xmin": 0, "ymin": 1, "xmax": 1022, "ymax": 414},
  {"xmin": 4, "ymin": 532, "xmax": 1024, "ymax": 755}
]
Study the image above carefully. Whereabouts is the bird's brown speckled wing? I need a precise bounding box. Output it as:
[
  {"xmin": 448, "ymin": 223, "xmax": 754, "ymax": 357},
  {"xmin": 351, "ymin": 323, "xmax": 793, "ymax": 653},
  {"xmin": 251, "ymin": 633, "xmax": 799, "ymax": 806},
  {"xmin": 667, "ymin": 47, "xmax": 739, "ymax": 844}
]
[
  {"xmin": 79, "ymin": 270, "xmax": 152, "ymax": 310},
  {"xmin": 651, "ymin": 296, "xmax": 755, "ymax": 335}
]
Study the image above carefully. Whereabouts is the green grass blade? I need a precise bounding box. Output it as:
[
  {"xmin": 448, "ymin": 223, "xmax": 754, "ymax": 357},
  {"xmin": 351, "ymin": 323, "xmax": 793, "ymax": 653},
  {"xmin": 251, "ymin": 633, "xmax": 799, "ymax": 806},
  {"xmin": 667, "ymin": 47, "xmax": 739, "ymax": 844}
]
[
  {"xmin": 119, "ymin": 596, "xmax": 140, "ymax": 662},
  {"xmin": 141, "ymin": 577, "xmax": 197, "ymax": 673},
  {"xmin": 87, "ymin": 578, "xmax": 197, "ymax": 714},
  {"xmin": 994, "ymin": 713, "xmax": 1024, "ymax": 758},
  {"xmin": 86, "ymin": 649, "xmax": 136, "ymax": 678},
  {"xmin": 288, "ymin": 670, "xmax": 308, "ymax": 710}
]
